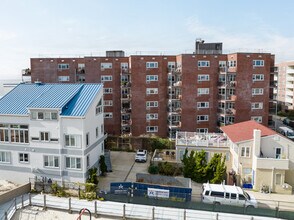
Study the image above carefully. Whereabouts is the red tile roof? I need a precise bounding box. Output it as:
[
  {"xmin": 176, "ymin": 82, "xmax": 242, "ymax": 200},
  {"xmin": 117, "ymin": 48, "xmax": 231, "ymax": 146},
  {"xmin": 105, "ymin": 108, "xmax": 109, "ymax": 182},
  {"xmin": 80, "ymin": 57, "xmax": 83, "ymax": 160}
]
[{"xmin": 220, "ymin": 120, "xmax": 277, "ymax": 143}]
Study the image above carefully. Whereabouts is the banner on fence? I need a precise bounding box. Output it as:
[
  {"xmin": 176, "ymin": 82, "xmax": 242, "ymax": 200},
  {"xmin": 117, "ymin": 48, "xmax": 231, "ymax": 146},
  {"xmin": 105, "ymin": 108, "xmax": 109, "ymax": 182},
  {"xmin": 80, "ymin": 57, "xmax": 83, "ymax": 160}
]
[{"xmin": 147, "ymin": 188, "xmax": 169, "ymax": 199}]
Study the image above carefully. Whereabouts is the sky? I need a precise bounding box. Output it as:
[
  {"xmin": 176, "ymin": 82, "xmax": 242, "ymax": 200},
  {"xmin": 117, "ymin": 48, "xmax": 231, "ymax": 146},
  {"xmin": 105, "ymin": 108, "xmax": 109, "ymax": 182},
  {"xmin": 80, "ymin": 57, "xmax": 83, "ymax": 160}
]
[{"xmin": 1, "ymin": 0, "xmax": 294, "ymax": 80}]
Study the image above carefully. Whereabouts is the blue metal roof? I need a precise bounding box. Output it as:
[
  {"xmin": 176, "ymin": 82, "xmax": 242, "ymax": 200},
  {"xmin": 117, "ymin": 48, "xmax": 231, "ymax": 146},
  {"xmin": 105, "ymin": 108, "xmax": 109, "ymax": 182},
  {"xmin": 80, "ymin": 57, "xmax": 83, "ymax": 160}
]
[{"xmin": 0, "ymin": 83, "xmax": 102, "ymax": 116}]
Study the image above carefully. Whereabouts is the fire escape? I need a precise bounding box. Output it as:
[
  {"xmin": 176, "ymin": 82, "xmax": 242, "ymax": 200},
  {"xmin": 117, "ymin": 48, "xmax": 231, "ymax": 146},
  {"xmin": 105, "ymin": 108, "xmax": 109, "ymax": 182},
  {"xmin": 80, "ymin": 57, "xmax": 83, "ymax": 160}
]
[
  {"xmin": 120, "ymin": 65, "xmax": 132, "ymax": 148},
  {"xmin": 217, "ymin": 66, "xmax": 237, "ymax": 128},
  {"xmin": 167, "ymin": 64, "xmax": 182, "ymax": 139}
]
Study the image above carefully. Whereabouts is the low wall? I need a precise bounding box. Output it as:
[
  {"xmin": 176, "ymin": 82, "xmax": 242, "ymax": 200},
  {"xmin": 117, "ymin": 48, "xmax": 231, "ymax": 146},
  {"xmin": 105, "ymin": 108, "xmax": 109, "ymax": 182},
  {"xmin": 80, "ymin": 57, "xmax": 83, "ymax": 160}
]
[{"xmin": 0, "ymin": 183, "xmax": 31, "ymax": 205}]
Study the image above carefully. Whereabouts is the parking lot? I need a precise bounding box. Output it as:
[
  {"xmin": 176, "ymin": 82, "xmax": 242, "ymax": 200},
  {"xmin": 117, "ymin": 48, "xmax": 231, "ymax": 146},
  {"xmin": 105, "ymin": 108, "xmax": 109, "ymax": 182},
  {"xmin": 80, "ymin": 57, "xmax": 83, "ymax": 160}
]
[{"xmin": 98, "ymin": 151, "xmax": 150, "ymax": 191}]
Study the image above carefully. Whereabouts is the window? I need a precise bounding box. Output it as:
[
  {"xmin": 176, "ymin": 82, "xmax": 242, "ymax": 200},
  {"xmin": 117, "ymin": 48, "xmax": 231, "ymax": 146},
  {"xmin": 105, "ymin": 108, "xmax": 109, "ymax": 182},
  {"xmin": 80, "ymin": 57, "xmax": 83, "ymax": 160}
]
[
  {"xmin": 197, "ymin": 128, "xmax": 208, "ymax": 133},
  {"xmin": 239, "ymin": 194, "xmax": 246, "ymax": 200},
  {"xmin": 210, "ymin": 191, "xmax": 224, "ymax": 198},
  {"xmin": 251, "ymin": 102, "xmax": 263, "ymax": 109},
  {"xmin": 198, "ymin": 61, "xmax": 210, "ymax": 67},
  {"xmin": 275, "ymin": 148, "xmax": 282, "ymax": 159},
  {"xmin": 231, "ymin": 193, "xmax": 237, "ymax": 199},
  {"xmin": 197, "ymin": 102, "xmax": 209, "ymax": 109},
  {"xmin": 101, "ymin": 63, "xmax": 112, "ymax": 69},
  {"xmin": 86, "ymin": 133, "xmax": 89, "ymax": 147},
  {"xmin": 146, "ymin": 88, "xmax": 158, "ymax": 95},
  {"xmin": 251, "ymin": 116, "xmax": 262, "ymax": 123},
  {"xmin": 197, "ymin": 88, "xmax": 209, "ymax": 95},
  {"xmin": 31, "ymin": 111, "xmax": 57, "ymax": 120},
  {"xmin": 96, "ymin": 127, "xmax": 99, "ymax": 138},
  {"xmin": 121, "ymin": 63, "xmax": 128, "ymax": 70},
  {"xmin": 40, "ymin": 132, "xmax": 49, "ymax": 141},
  {"xmin": 87, "ymin": 155, "xmax": 90, "ymax": 168},
  {"xmin": 252, "ymin": 88, "xmax": 263, "ymax": 95},
  {"xmin": 168, "ymin": 62, "xmax": 176, "ymax": 70},
  {"xmin": 19, "ymin": 153, "xmax": 29, "ymax": 163},
  {"xmin": 252, "ymin": 74, "xmax": 264, "ymax": 81},
  {"xmin": 219, "ymin": 61, "xmax": 226, "ymax": 67},
  {"xmin": 146, "ymin": 113, "xmax": 158, "ymax": 120},
  {"xmin": 146, "ymin": 126, "xmax": 158, "ymax": 132},
  {"xmin": 197, "ymin": 115, "xmax": 209, "ymax": 122},
  {"xmin": 241, "ymin": 146, "xmax": 250, "ymax": 157},
  {"xmin": 101, "ymin": 75, "xmax": 112, "ymax": 81},
  {"xmin": 0, "ymin": 152, "xmax": 10, "ymax": 163},
  {"xmin": 228, "ymin": 60, "xmax": 237, "ymax": 67},
  {"xmin": 65, "ymin": 134, "xmax": 81, "ymax": 148},
  {"xmin": 44, "ymin": 155, "xmax": 59, "ymax": 168},
  {"xmin": 101, "ymin": 124, "xmax": 104, "ymax": 134},
  {"xmin": 253, "ymin": 60, "xmax": 264, "ymax": 67},
  {"xmin": 276, "ymin": 173, "xmax": 282, "ymax": 185},
  {"xmin": 103, "ymin": 88, "xmax": 113, "ymax": 94},
  {"xmin": 6, "ymin": 124, "xmax": 29, "ymax": 144},
  {"xmin": 104, "ymin": 112, "xmax": 113, "ymax": 118},
  {"xmin": 146, "ymin": 62, "xmax": 158, "ymax": 68},
  {"xmin": 198, "ymin": 75, "xmax": 210, "ymax": 82},
  {"xmin": 96, "ymin": 99, "xmax": 103, "ymax": 115},
  {"xmin": 58, "ymin": 64, "xmax": 69, "ymax": 70},
  {"xmin": 146, "ymin": 101, "xmax": 158, "ymax": 108},
  {"xmin": 66, "ymin": 157, "xmax": 81, "ymax": 169},
  {"xmin": 58, "ymin": 76, "xmax": 70, "ymax": 82},
  {"xmin": 146, "ymin": 75, "xmax": 158, "ymax": 82},
  {"xmin": 104, "ymin": 100, "xmax": 113, "ymax": 106}
]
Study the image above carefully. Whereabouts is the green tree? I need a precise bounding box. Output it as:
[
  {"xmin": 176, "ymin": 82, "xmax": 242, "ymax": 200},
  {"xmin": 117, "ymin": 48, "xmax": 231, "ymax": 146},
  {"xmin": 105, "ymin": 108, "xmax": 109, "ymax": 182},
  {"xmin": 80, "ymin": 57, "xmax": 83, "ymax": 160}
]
[
  {"xmin": 181, "ymin": 149, "xmax": 196, "ymax": 179},
  {"xmin": 211, "ymin": 155, "xmax": 227, "ymax": 184},
  {"xmin": 205, "ymin": 153, "xmax": 222, "ymax": 182},
  {"xmin": 99, "ymin": 155, "xmax": 107, "ymax": 176},
  {"xmin": 87, "ymin": 167, "xmax": 98, "ymax": 185},
  {"xmin": 193, "ymin": 150, "xmax": 207, "ymax": 183},
  {"xmin": 150, "ymin": 137, "xmax": 172, "ymax": 151}
]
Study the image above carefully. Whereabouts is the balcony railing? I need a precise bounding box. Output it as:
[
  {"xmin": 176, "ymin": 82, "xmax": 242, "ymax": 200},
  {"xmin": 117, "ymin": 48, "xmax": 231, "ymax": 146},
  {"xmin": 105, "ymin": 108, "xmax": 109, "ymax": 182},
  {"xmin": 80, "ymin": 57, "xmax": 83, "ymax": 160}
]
[{"xmin": 255, "ymin": 157, "xmax": 289, "ymax": 170}]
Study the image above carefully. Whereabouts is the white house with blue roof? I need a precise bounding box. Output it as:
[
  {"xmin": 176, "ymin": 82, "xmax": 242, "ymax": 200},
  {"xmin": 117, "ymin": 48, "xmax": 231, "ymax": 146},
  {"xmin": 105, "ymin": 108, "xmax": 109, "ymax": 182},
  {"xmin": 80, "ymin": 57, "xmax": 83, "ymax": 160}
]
[{"xmin": 0, "ymin": 82, "xmax": 106, "ymax": 184}]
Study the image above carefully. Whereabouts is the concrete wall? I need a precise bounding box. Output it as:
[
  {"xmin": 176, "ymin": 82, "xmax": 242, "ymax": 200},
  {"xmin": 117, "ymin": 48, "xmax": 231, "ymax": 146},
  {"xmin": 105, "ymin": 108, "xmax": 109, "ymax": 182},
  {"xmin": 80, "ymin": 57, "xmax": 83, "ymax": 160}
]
[{"xmin": 0, "ymin": 183, "xmax": 31, "ymax": 205}]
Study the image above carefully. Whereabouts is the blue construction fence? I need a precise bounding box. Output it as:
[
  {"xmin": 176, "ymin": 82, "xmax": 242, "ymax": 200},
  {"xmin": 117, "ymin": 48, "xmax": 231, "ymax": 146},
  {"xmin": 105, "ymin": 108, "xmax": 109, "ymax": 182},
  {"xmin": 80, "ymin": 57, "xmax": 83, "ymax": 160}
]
[{"xmin": 110, "ymin": 182, "xmax": 192, "ymax": 202}]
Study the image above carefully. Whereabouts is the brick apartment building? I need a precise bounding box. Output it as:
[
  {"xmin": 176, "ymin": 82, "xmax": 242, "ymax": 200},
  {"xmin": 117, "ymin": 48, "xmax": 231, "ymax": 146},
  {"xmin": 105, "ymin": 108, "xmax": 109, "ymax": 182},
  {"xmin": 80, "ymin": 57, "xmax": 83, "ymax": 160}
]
[{"xmin": 26, "ymin": 45, "xmax": 277, "ymax": 142}]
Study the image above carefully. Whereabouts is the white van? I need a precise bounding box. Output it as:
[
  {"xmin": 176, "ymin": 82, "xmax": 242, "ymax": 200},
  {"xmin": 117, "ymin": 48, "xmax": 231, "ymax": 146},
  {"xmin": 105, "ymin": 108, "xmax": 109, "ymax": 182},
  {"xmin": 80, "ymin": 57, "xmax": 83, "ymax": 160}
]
[
  {"xmin": 278, "ymin": 126, "xmax": 294, "ymax": 140},
  {"xmin": 202, "ymin": 183, "xmax": 257, "ymax": 208}
]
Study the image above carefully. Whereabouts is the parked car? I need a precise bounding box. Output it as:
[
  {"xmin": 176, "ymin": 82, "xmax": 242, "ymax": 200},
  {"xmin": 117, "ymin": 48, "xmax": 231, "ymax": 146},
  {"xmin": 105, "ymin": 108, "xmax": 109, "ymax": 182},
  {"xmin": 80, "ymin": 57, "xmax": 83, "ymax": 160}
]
[
  {"xmin": 278, "ymin": 126, "xmax": 294, "ymax": 140},
  {"xmin": 135, "ymin": 149, "xmax": 147, "ymax": 162},
  {"xmin": 202, "ymin": 183, "xmax": 258, "ymax": 208}
]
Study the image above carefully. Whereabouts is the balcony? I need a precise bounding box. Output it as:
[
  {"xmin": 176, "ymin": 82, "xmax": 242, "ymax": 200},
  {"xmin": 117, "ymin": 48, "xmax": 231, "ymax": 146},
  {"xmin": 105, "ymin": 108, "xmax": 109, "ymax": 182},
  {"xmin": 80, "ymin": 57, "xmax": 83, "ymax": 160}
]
[
  {"xmin": 121, "ymin": 119, "xmax": 132, "ymax": 126},
  {"xmin": 168, "ymin": 94, "xmax": 182, "ymax": 100},
  {"xmin": 121, "ymin": 82, "xmax": 131, "ymax": 88},
  {"xmin": 219, "ymin": 67, "xmax": 227, "ymax": 74},
  {"xmin": 168, "ymin": 121, "xmax": 181, "ymax": 128},
  {"xmin": 76, "ymin": 68, "xmax": 85, "ymax": 75},
  {"xmin": 121, "ymin": 108, "xmax": 132, "ymax": 114},
  {"xmin": 121, "ymin": 68, "xmax": 129, "ymax": 74},
  {"xmin": 173, "ymin": 81, "xmax": 182, "ymax": 87},
  {"xmin": 121, "ymin": 94, "xmax": 131, "ymax": 100},
  {"xmin": 255, "ymin": 157, "xmax": 289, "ymax": 170},
  {"xmin": 218, "ymin": 94, "xmax": 237, "ymax": 101}
]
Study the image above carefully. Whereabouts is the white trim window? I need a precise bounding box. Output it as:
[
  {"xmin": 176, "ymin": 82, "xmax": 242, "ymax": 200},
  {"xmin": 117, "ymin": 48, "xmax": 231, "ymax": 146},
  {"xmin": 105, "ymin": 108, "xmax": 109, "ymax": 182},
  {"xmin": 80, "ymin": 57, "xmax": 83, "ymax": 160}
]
[
  {"xmin": 197, "ymin": 88, "xmax": 209, "ymax": 95},
  {"xmin": 101, "ymin": 75, "xmax": 112, "ymax": 82},
  {"xmin": 101, "ymin": 63, "xmax": 112, "ymax": 69},
  {"xmin": 104, "ymin": 112, "xmax": 113, "ymax": 118},
  {"xmin": 251, "ymin": 116, "xmax": 262, "ymax": 123},
  {"xmin": 58, "ymin": 64, "xmax": 69, "ymax": 70},
  {"xmin": 5, "ymin": 124, "xmax": 29, "ymax": 144},
  {"xmin": 96, "ymin": 99, "xmax": 103, "ymax": 115},
  {"xmin": 40, "ymin": 132, "xmax": 49, "ymax": 142},
  {"xmin": 0, "ymin": 151, "xmax": 11, "ymax": 163},
  {"xmin": 19, "ymin": 153, "xmax": 29, "ymax": 163},
  {"xmin": 197, "ymin": 128, "xmax": 208, "ymax": 133},
  {"xmin": 146, "ymin": 126, "xmax": 158, "ymax": 132},
  {"xmin": 146, "ymin": 88, "xmax": 158, "ymax": 95},
  {"xmin": 104, "ymin": 100, "xmax": 113, "ymax": 106},
  {"xmin": 197, "ymin": 102, "xmax": 209, "ymax": 109},
  {"xmin": 198, "ymin": 61, "xmax": 210, "ymax": 67},
  {"xmin": 65, "ymin": 134, "xmax": 81, "ymax": 148},
  {"xmin": 44, "ymin": 155, "xmax": 59, "ymax": 168},
  {"xmin": 121, "ymin": 62, "xmax": 128, "ymax": 70},
  {"xmin": 31, "ymin": 112, "xmax": 58, "ymax": 120},
  {"xmin": 65, "ymin": 157, "xmax": 81, "ymax": 169},
  {"xmin": 253, "ymin": 60, "xmax": 264, "ymax": 67},
  {"xmin": 219, "ymin": 61, "xmax": 226, "ymax": 67},
  {"xmin": 228, "ymin": 60, "xmax": 237, "ymax": 67},
  {"xmin": 252, "ymin": 88, "xmax": 264, "ymax": 95},
  {"xmin": 58, "ymin": 76, "xmax": 70, "ymax": 82},
  {"xmin": 197, "ymin": 115, "xmax": 209, "ymax": 122},
  {"xmin": 146, "ymin": 62, "xmax": 158, "ymax": 69},
  {"xmin": 251, "ymin": 102, "xmax": 263, "ymax": 110},
  {"xmin": 146, "ymin": 101, "xmax": 158, "ymax": 108},
  {"xmin": 146, "ymin": 75, "xmax": 158, "ymax": 82},
  {"xmin": 252, "ymin": 74, "xmax": 264, "ymax": 81},
  {"xmin": 241, "ymin": 146, "xmax": 250, "ymax": 157},
  {"xmin": 103, "ymin": 88, "xmax": 113, "ymax": 94},
  {"xmin": 146, "ymin": 113, "xmax": 158, "ymax": 120},
  {"xmin": 198, "ymin": 74, "xmax": 210, "ymax": 82}
]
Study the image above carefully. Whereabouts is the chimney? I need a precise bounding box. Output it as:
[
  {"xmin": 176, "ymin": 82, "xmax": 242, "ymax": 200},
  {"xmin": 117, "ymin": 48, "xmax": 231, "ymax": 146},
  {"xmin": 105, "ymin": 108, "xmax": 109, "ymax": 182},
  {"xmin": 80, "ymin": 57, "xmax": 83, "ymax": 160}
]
[{"xmin": 253, "ymin": 129, "xmax": 261, "ymax": 157}]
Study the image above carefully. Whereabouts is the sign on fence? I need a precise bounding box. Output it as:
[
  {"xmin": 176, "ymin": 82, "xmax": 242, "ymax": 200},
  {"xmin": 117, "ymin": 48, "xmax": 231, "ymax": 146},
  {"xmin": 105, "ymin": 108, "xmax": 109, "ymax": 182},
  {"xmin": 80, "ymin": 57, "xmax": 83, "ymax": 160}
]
[{"xmin": 147, "ymin": 188, "xmax": 169, "ymax": 199}]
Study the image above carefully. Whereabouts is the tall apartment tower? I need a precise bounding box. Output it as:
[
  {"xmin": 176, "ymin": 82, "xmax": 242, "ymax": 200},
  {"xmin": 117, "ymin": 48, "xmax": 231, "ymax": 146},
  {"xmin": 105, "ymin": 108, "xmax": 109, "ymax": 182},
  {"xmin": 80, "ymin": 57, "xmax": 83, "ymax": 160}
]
[
  {"xmin": 29, "ymin": 48, "xmax": 276, "ymax": 140},
  {"xmin": 276, "ymin": 61, "xmax": 294, "ymax": 110}
]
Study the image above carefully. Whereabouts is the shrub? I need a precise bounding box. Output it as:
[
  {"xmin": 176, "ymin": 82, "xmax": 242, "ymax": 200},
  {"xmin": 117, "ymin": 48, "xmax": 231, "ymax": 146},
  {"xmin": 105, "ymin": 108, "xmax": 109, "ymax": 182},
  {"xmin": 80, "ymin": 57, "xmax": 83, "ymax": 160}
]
[
  {"xmin": 148, "ymin": 165, "xmax": 159, "ymax": 174},
  {"xmin": 87, "ymin": 167, "xmax": 98, "ymax": 184},
  {"xmin": 85, "ymin": 183, "xmax": 97, "ymax": 192},
  {"xmin": 99, "ymin": 155, "xmax": 107, "ymax": 175},
  {"xmin": 158, "ymin": 162, "xmax": 175, "ymax": 176}
]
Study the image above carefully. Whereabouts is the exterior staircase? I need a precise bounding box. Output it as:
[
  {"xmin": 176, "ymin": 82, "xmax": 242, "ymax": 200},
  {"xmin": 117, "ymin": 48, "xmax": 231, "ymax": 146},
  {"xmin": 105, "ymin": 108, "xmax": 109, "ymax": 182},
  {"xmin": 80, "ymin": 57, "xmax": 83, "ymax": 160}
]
[{"xmin": 104, "ymin": 150, "xmax": 112, "ymax": 172}]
